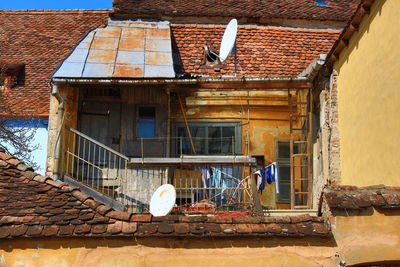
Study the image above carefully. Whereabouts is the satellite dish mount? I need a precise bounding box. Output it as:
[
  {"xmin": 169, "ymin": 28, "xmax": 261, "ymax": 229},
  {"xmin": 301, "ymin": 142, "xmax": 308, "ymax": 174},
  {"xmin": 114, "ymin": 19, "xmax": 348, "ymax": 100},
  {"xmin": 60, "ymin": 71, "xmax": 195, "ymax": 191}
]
[{"xmin": 202, "ymin": 19, "xmax": 238, "ymax": 72}]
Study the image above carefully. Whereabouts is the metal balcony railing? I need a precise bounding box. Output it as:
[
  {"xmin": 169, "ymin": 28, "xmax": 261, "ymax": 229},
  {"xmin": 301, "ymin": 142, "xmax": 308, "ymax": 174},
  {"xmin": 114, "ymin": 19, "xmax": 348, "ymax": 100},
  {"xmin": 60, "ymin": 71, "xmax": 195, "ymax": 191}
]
[{"xmin": 63, "ymin": 126, "xmax": 254, "ymax": 213}]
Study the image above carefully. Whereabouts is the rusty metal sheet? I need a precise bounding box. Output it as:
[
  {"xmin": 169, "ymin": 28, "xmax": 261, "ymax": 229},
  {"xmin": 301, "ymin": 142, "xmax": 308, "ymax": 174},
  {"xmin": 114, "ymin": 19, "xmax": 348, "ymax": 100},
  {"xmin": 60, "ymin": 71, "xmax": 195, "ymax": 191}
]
[
  {"xmin": 53, "ymin": 19, "xmax": 175, "ymax": 79},
  {"xmin": 145, "ymin": 39, "xmax": 172, "ymax": 52},
  {"xmin": 91, "ymin": 37, "xmax": 119, "ymax": 50},
  {"xmin": 116, "ymin": 51, "xmax": 144, "ymax": 65},
  {"xmin": 145, "ymin": 52, "xmax": 173, "ymax": 65},
  {"xmin": 114, "ymin": 65, "xmax": 144, "ymax": 77},
  {"xmin": 119, "ymin": 39, "xmax": 145, "ymax": 51},
  {"xmin": 121, "ymin": 28, "xmax": 145, "ymax": 39},
  {"xmin": 145, "ymin": 65, "xmax": 175, "ymax": 77},
  {"xmin": 83, "ymin": 63, "xmax": 114, "ymax": 77},
  {"xmin": 86, "ymin": 49, "xmax": 117, "ymax": 64},
  {"xmin": 53, "ymin": 62, "xmax": 84, "ymax": 77}
]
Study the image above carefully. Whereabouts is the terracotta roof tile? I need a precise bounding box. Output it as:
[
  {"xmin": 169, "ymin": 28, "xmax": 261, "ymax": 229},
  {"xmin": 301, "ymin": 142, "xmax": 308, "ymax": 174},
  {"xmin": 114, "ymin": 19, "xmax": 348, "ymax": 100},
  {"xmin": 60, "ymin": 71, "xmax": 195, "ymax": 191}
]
[
  {"xmin": 0, "ymin": 149, "xmax": 330, "ymax": 239},
  {"xmin": 112, "ymin": 0, "xmax": 361, "ymax": 22},
  {"xmin": 171, "ymin": 24, "xmax": 340, "ymax": 78},
  {"xmin": 0, "ymin": 10, "xmax": 109, "ymax": 116},
  {"xmin": 323, "ymin": 185, "xmax": 400, "ymax": 210}
]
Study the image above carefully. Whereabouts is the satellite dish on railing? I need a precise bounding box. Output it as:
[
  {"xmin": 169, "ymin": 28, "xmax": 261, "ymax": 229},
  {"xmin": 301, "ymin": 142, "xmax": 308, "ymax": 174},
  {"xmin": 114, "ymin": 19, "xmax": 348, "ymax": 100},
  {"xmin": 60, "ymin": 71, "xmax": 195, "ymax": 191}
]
[
  {"xmin": 219, "ymin": 18, "xmax": 238, "ymax": 62},
  {"xmin": 149, "ymin": 184, "xmax": 176, "ymax": 217}
]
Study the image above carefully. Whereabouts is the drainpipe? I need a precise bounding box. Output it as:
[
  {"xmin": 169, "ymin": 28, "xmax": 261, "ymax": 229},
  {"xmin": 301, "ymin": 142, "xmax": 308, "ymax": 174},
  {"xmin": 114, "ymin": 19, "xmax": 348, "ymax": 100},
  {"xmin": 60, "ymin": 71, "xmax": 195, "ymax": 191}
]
[{"xmin": 51, "ymin": 83, "xmax": 65, "ymax": 181}]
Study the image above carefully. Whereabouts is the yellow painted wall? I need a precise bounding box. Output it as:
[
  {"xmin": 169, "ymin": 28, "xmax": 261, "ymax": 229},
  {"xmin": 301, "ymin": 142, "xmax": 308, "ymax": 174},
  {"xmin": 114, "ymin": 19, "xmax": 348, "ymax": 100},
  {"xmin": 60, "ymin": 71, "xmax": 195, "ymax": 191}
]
[
  {"xmin": 334, "ymin": 0, "xmax": 400, "ymax": 186},
  {"xmin": 2, "ymin": 209, "xmax": 400, "ymax": 267},
  {"xmin": 173, "ymin": 90, "xmax": 305, "ymax": 208}
]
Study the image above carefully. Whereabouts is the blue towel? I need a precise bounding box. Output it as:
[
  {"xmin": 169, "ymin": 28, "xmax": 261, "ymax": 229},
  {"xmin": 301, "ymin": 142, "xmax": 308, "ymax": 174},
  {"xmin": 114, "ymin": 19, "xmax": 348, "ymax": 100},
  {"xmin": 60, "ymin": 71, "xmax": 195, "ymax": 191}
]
[
  {"xmin": 259, "ymin": 168, "xmax": 266, "ymax": 190},
  {"xmin": 266, "ymin": 164, "xmax": 276, "ymax": 184}
]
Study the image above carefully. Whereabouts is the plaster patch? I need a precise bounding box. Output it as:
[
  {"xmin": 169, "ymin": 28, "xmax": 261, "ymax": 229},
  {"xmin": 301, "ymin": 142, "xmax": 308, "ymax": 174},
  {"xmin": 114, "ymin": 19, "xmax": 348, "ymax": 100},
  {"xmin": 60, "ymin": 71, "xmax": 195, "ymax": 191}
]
[{"xmin": 186, "ymin": 108, "xmax": 200, "ymax": 115}]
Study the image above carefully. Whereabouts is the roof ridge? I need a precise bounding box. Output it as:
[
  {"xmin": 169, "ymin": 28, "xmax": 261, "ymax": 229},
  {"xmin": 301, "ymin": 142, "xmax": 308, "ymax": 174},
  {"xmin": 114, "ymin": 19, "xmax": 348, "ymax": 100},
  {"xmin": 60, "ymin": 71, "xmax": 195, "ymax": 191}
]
[
  {"xmin": 0, "ymin": 9, "xmax": 110, "ymax": 14},
  {"xmin": 171, "ymin": 23, "xmax": 342, "ymax": 33}
]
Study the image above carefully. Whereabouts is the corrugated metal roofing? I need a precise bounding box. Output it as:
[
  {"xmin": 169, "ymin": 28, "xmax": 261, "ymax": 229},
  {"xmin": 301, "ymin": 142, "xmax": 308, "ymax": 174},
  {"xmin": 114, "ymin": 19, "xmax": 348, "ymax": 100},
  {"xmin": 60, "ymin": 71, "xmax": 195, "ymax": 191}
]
[{"xmin": 53, "ymin": 19, "xmax": 175, "ymax": 78}]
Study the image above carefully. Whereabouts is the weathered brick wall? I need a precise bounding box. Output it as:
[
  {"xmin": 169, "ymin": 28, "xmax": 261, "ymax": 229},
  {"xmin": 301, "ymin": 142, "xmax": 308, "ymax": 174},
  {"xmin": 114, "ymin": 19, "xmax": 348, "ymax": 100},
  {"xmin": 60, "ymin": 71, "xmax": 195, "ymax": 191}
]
[
  {"xmin": 312, "ymin": 69, "xmax": 342, "ymax": 208},
  {"xmin": 327, "ymin": 70, "xmax": 341, "ymax": 184}
]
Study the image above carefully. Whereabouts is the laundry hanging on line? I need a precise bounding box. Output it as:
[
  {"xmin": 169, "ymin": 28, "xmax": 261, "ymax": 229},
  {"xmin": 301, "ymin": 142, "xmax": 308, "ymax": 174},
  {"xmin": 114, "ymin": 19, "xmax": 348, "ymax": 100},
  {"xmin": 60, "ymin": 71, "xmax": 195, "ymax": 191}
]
[{"xmin": 254, "ymin": 162, "xmax": 279, "ymax": 194}]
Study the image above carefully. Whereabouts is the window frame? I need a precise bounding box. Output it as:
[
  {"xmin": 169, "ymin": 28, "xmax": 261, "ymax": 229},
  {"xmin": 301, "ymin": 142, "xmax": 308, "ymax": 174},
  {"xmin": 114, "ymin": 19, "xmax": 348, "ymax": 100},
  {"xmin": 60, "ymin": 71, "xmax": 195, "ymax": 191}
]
[
  {"xmin": 275, "ymin": 139, "xmax": 299, "ymax": 204},
  {"xmin": 136, "ymin": 105, "xmax": 157, "ymax": 138},
  {"xmin": 173, "ymin": 121, "xmax": 242, "ymax": 156}
]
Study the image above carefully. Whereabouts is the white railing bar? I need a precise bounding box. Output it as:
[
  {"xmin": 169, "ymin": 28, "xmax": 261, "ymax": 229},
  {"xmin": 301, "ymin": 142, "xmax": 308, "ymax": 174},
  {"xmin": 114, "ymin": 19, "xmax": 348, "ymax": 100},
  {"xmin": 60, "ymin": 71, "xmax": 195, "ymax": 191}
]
[{"xmin": 65, "ymin": 126, "xmax": 129, "ymax": 160}]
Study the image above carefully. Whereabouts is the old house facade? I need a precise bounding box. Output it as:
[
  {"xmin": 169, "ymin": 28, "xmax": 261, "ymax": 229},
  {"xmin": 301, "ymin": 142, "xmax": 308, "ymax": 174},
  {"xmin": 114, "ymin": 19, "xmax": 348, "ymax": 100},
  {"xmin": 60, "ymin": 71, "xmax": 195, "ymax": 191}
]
[
  {"xmin": 46, "ymin": 0, "xmax": 353, "ymax": 213},
  {"xmin": 1, "ymin": 0, "xmax": 400, "ymax": 266}
]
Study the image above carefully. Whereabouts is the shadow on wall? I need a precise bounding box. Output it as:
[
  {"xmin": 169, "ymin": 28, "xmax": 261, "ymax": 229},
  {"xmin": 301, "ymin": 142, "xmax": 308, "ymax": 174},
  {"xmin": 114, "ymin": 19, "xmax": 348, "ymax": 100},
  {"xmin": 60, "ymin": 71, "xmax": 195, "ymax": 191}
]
[
  {"xmin": 339, "ymin": 0, "xmax": 386, "ymax": 69},
  {"xmin": 0, "ymin": 236, "xmax": 338, "ymax": 251}
]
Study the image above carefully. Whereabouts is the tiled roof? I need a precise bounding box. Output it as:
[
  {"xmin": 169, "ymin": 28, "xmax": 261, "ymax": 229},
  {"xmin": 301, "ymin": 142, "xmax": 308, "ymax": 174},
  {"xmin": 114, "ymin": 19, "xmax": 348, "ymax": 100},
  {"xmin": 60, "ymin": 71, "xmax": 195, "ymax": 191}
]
[
  {"xmin": 0, "ymin": 150, "xmax": 330, "ymax": 239},
  {"xmin": 0, "ymin": 10, "xmax": 109, "ymax": 116},
  {"xmin": 323, "ymin": 185, "xmax": 400, "ymax": 210},
  {"xmin": 112, "ymin": 0, "xmax": 361, "ymax": 22},
  {"xmin": 172, "ymin": 24, "xmax": 340, "ymax": 78},
  {"xmin": 324, "ymin": 0, "xmax": 375, "ymax": 67}
]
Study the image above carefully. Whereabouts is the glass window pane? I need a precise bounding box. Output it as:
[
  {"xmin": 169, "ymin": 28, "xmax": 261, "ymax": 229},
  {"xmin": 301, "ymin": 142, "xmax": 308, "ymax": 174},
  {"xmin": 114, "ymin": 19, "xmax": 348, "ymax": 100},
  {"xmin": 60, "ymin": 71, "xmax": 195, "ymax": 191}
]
[
  {"xmin": 278, "ymin": 142, "xmax": 290, "ymax": 158},
  {"xmin": 138, "ymin": 123, "xmax": 155, "ymax": 138},
  {"xmin": 208, "ymin": 127, "xmax": 221, "ymax": 154},
  {"xmin": 191, "ymin": 127, "xmax": 205, "ymax": 154},
  {"xmin": 222, "ymin": 127, "xmax": 235, "ymax": 137},
  {"xmin": 221, "ymin": 141, "xmax": 232, "ymax": 154}
]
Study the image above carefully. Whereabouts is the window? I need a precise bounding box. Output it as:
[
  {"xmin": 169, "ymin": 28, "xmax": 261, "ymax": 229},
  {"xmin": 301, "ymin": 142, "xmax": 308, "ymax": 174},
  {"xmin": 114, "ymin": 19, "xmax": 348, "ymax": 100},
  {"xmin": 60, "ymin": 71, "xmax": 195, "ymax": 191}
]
[
  {"xmin": 0, "ymin": 64, "xmax": 24, "ymax": 91},
  {"xmin": 174, "ymin": 122, "xmax": 241, "ymax": 155},
  {"xmin": 276, "ymin": 141, "xmax": 299, "ymax": 203},
  {"xmin": 137, "ymin": 106, "xmax": 156, "ymax": 138}
]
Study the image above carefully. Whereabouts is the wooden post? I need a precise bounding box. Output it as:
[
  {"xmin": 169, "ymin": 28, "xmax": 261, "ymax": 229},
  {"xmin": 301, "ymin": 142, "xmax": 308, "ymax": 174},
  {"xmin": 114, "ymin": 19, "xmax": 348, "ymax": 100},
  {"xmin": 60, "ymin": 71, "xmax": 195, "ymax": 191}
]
[{"xmin": 178, "ymin": 94, "xmax": 196, "ymax": 155}]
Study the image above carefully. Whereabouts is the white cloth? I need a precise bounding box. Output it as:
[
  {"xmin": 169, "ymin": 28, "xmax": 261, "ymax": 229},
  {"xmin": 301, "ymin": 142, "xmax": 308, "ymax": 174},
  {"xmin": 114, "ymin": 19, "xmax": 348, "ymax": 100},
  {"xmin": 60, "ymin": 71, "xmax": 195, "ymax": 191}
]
[{"xmin": 254, "ymin": 170, "xmax": 262, "ymax": 190}]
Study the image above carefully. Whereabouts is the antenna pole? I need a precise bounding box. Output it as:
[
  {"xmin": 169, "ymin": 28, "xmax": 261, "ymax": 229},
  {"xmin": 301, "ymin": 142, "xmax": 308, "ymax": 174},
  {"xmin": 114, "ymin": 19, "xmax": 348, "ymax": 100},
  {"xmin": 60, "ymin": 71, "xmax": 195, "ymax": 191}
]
[{"xmin": 234, "ymin": 42, "xmax": 237, "ymax": 76}]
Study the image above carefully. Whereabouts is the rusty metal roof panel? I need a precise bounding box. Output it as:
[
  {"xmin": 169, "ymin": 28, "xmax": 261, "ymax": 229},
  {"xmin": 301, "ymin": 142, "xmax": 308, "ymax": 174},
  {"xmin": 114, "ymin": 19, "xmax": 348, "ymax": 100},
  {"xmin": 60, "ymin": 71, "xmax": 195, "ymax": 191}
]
[{"xmin": 53, "ymin": 19, "xmax": 175, "ymax": 79}]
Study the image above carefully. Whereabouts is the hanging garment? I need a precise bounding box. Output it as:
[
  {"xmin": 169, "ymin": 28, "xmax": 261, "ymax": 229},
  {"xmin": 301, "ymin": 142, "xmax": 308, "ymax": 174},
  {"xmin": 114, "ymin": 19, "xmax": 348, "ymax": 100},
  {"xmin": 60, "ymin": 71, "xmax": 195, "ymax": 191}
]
[
  {"xmin": 200, "ymin": 166, "xmax": 211, "ymax": 188},
  {"xmin": 210, "ymin": 168, "xmax": 222, "ymax": 187},
  {"xmin": 266, "ymin": 163, "xmax": 276, "ymax": 184},
  {"xmin": 273, "ymin": 162, "xmax": 279, "ymax": 194},
  {"xmin": 259, "ymin": 167, "xmax": 266, "ymax": 191},
  {"xmin": 254, "ymin": 170, "xmax": 262, "ymax": 190}
]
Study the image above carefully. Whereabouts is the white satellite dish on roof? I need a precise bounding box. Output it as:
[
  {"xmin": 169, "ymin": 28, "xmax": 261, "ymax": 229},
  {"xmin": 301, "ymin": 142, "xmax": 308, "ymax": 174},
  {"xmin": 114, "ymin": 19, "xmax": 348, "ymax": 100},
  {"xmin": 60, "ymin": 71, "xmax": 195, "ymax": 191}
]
[
  {"xmin": 149, "ymin": 184, "xmax": 176, "ymax": 217},
  {"xmin": 219, "ymin": 18, "xmax": 238, "ymax": 62}
]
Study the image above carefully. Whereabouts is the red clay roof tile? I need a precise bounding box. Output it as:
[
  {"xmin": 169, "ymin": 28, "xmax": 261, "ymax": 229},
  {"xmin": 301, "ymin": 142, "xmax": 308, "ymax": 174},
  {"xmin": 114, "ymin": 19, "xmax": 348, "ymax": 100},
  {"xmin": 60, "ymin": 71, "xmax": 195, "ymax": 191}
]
[
  {"xmin": 112, "ymin": 0, "xmax": 361, "ymax": 22},
  {"xmin": 0, "ymin": 10, "xmax": 109, "ymax": 116},
  {"xmin": 171, "ymin": 24, "xmax": 340, "ymax": 78},
  {"xmin": 0, "ymin": 149, "xmax": 330, "ymax": 239},
  {"xmin": 323, "ymin": 185, "xmax": 400, "ymax": 210}
]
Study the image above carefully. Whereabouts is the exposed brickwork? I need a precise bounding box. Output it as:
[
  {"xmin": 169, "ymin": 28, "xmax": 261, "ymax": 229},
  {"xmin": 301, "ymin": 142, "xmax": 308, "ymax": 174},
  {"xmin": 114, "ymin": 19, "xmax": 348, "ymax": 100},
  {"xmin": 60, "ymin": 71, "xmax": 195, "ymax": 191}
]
[
  {"xmin": 323, "ymin": 185, "xmax": 400, "ymax": 210},
  {"xmin": 328, "ymin": 70, "xmax": 342, "ymax": 184},
  {"xmin": 0, "ymin": 150, "xmax": 330, "ymax": 239},
  {"xmin": 0, "ymin": 10, "xmax": 109, "ymax": 116},
  {"xmin": 112, "ymin": 0, "xmax": 360, "ymax": 22}
]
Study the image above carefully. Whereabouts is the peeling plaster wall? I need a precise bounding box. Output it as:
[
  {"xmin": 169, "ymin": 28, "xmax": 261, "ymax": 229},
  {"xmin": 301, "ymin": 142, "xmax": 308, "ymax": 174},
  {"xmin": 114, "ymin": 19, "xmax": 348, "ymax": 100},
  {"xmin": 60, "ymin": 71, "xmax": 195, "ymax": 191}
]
[
  {"xmin": 2, "ymin": 210, "xmax": 400, "ymax": 267},
  {"xmin": 172, "ymin": 90, "xmax": 303, "ymax": 209},
  {"xmin": 47, "ymin": 86, "xmax": 307, "ymax": 209},
  {"xmin": 333, "ymin": 0, "xmax": 400, "ymax": 186}
]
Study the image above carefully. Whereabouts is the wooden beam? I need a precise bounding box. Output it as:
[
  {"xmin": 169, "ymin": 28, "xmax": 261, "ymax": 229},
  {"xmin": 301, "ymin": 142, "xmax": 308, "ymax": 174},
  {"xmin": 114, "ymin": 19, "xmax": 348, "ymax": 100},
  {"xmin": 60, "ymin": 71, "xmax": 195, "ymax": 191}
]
[
  {"xmin": 128, "ymin": 155, "xmax": 256, "ymax": 167},
  {"xmin": 178, "ymin": 94, "xmax": 196, "ymax": 155}
]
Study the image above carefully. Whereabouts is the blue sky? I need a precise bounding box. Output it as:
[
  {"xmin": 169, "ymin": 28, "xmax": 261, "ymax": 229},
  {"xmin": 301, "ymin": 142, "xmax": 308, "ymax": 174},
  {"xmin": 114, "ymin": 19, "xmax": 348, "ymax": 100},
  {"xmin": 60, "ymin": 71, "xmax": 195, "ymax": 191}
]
[{"xmin": 0, "ymin": 0, "xmax": 112, "ymax": 10}]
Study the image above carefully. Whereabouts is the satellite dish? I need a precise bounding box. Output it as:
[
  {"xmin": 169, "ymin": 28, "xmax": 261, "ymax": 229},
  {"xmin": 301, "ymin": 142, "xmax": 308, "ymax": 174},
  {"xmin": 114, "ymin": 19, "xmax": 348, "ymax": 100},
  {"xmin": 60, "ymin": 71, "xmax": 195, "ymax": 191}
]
[
  {"xmin": 219, "ymin": 19, "xmax": 238, "ymax": 62},
  {"xmin": 149, "ymin": 184, "xmax": 176, "ymax": 217}
]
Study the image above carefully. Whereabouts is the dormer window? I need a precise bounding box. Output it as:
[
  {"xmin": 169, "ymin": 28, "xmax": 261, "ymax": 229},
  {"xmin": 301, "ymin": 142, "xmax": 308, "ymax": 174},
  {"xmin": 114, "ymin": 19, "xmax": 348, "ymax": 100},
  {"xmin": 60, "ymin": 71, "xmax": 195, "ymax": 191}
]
[{"xmin": 0, "ymin": 63, "xmax": 25, "ymax": 91}]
